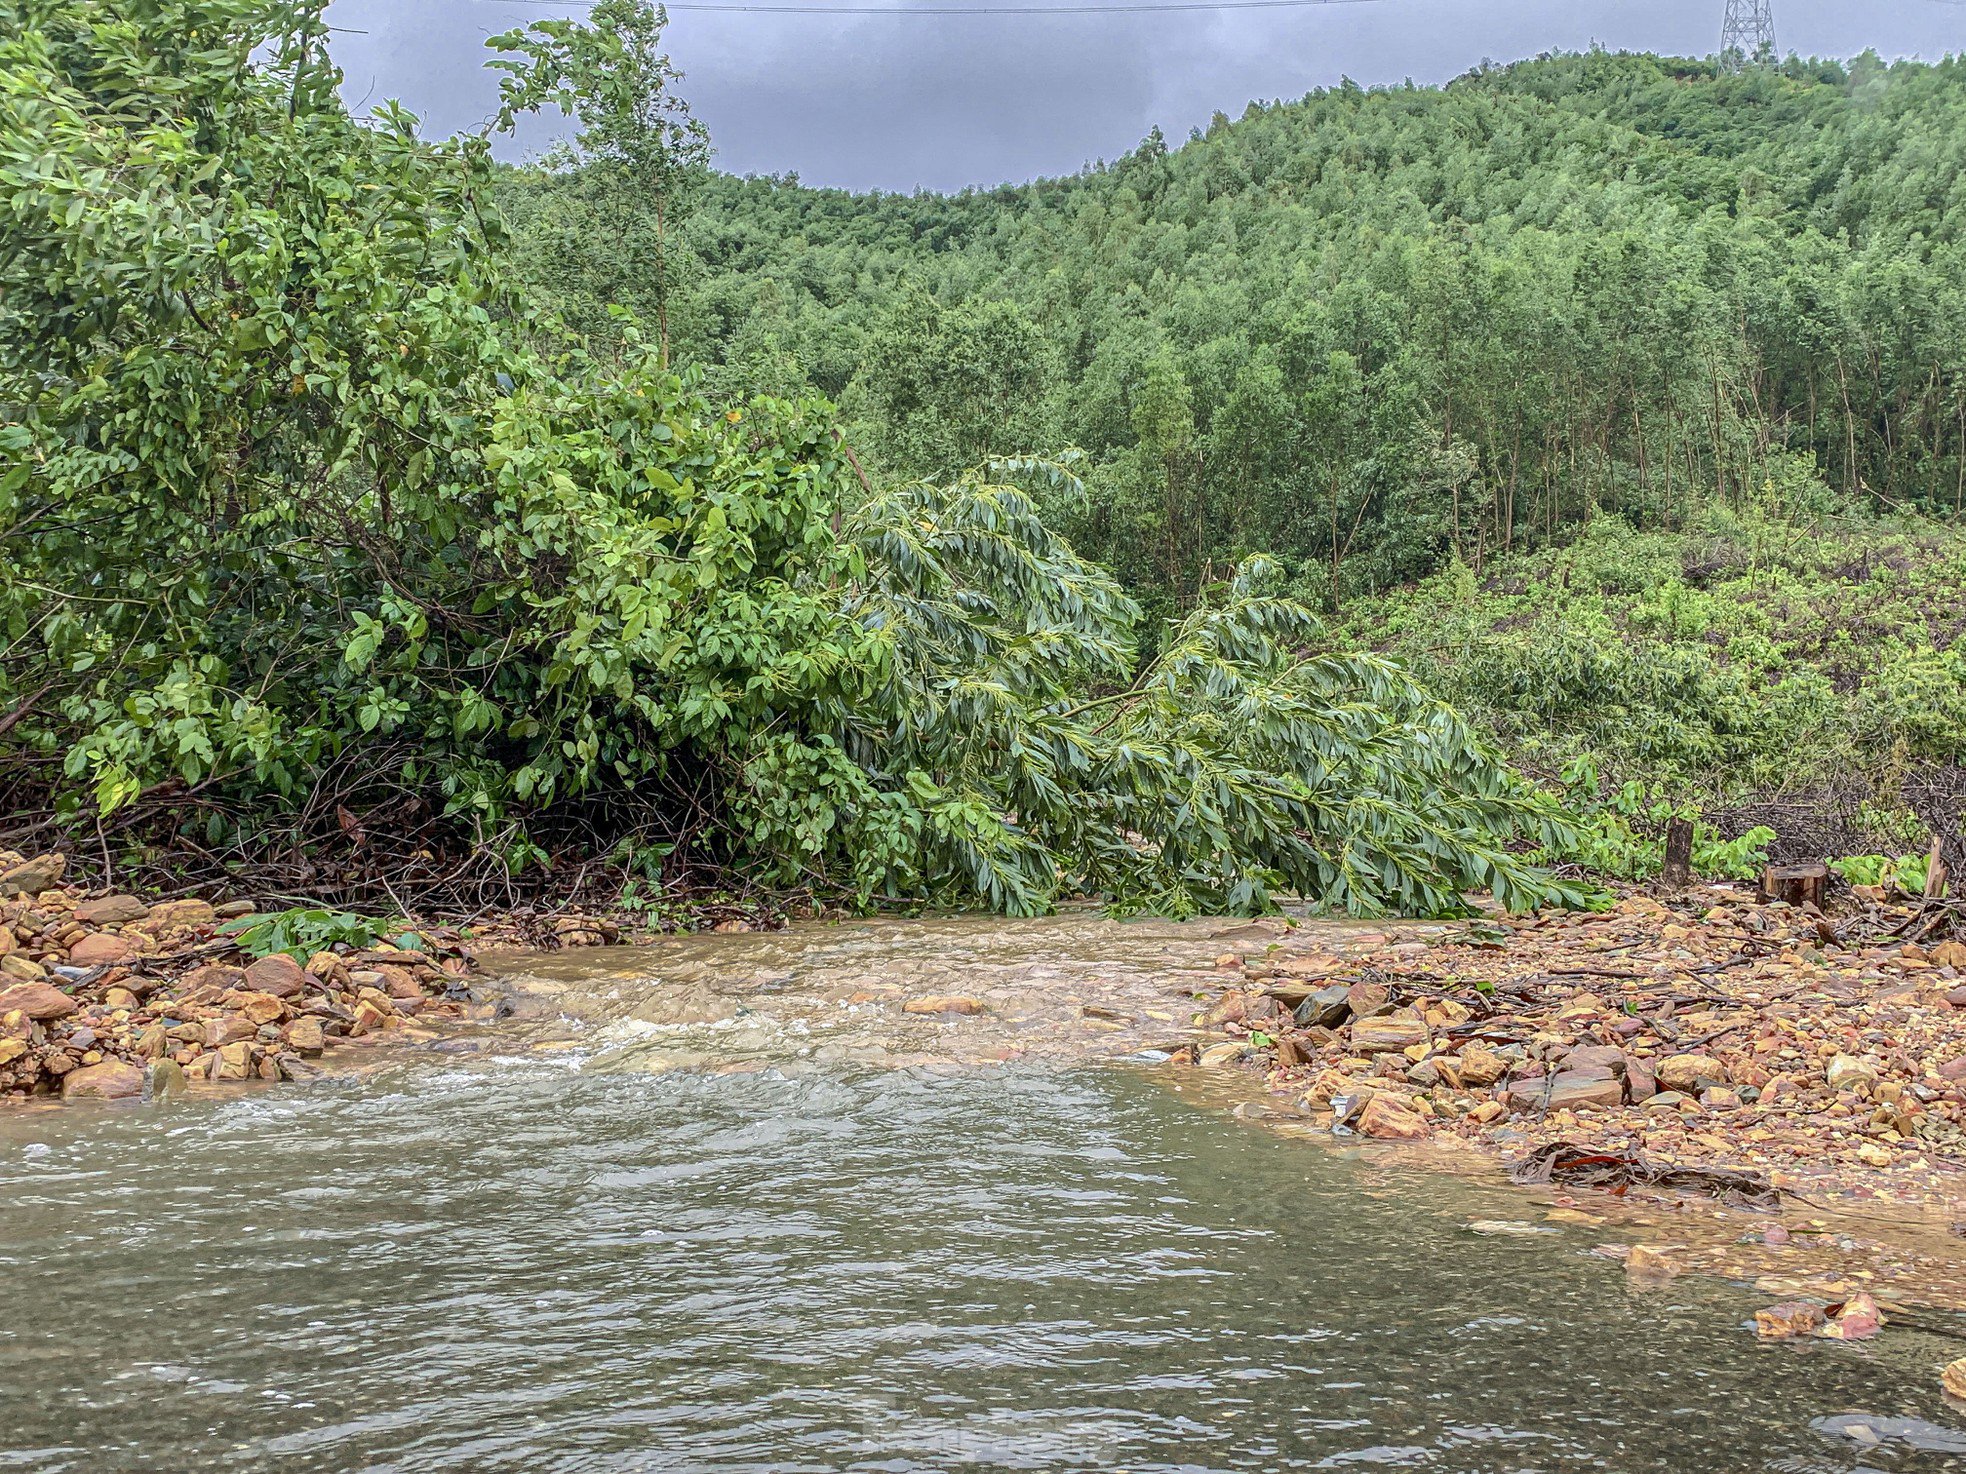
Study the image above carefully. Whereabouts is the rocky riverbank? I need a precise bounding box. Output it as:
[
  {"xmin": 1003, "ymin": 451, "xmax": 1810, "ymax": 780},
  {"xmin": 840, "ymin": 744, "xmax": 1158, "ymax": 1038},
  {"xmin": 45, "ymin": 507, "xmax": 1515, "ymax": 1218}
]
[
  {"xmin": 0, "ymin": 850, "xmax": 475, "ymax": 1100},
  {"xmin": 1187, "ymin": 886, "xmax": 1966, "ymax": 1218}
]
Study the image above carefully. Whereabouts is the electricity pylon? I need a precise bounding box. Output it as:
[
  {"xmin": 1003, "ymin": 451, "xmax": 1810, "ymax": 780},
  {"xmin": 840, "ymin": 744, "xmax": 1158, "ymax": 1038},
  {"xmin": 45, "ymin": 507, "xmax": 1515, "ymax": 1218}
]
[{"xmin": 1720, "ymin": 0, "xmax": 1776, "ymax": 70}]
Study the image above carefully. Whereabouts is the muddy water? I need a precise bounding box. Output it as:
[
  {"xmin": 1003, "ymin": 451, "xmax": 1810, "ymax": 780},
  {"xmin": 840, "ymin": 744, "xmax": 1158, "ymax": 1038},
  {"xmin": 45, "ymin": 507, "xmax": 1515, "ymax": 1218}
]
[{"xmin": 5, "ymin": 913, "xmax": 1966, "ymax": 1472}]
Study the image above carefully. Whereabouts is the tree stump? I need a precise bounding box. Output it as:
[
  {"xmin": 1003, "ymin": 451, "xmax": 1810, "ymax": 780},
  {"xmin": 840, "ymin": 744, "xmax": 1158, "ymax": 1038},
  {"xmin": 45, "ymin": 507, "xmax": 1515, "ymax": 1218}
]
[
  {"xmin": 1661, "ymin": 817, "xmax": 1694, "ymax": 891},
  {"xmin": 1761, "ymin": 862, "xmax": 1828, "ymax": 909}
]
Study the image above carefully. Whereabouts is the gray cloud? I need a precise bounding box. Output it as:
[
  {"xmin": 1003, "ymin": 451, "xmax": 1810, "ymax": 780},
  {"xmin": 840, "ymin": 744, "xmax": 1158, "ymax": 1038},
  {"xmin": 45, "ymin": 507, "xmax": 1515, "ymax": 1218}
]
[{"xmin": 326, "ymin": 0, "xmax": 1966, "ymax": 190}]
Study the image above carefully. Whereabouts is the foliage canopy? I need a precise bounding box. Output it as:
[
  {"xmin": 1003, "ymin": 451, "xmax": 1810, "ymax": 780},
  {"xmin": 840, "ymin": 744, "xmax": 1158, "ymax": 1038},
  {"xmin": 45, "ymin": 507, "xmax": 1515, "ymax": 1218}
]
[{"xmin": 0, "ymin": 0, "xmax": 1583, "ymax": 918}]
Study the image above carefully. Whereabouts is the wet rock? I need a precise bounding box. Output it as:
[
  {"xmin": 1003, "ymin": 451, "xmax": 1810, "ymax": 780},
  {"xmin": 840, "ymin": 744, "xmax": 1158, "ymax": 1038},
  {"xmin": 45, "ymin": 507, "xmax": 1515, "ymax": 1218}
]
[
  {"xmin": 1626, "ymin": 1245, "xmax": 1682, "ymax": 1281},
  {"xmin": 61, "ymin": 1059, "xmax": 144, "ymax": 1100},
  {"xmin": 75, "ymin": 894, "xmax": 149, "ymax": 926},
  {"xmin": 67, "ymin": 933, "xmax": 134, "ymax": 967},
  {"xmin": 146, "ymin": 1059, "xmax": 188, "ymax": 1098},
  {"xmin": 1293, "ymin": 983, "xmax": 1352, "ymax": 1030},
  {"xmin": 1195, "ymin": 992, "xmax": 1247, "ymax": 1027},
  {"xmin": 0, "ymin": 981, "xmax": 77, "ymax": 1021},
  {"xmin": 276, "ymin": 1053, "xmax": 328, "ymax": 1083},
  {"xmin": 1357, "ymin": 1094, "xmax": 1430, "ymax": 1140},
  {"xmin": 1816, "ymin": 1291, "xmax": 1883, "ymax": 1340},
  {"xmin": 1755, "ymin": 1301, "xmax": 1828, "ymax": 1340},
  {"xmin": 903, "ymin": 994, "xmax": 986, "ymax": 1016},
  {"xmin": 1657, "ymin": 1053, "xmax": 1728, "ymax": 1093},
  {"xmin": 1351, "ymin": 1013, "xmax": 1429, "ymax": 1054},
  {"xmin": 1944, "ymin": 1358, "xmax": 1966, "ymax": 1402}
]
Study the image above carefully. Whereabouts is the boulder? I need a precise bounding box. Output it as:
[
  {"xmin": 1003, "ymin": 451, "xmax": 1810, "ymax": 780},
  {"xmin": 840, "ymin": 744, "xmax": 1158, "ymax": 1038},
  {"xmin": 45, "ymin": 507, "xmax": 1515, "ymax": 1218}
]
[
  {"xmin": 0, "ymin": 980, "xmax": 77, "ymax": 1021},
  {"xmin": 1510, "ymin": 1067, "xmax": 1622, "ymax": 1113},
  {"xmin": 61, "ymin": 1058, "xmax": 144, "ymax": 1100},
  {"xmin": 75, "ymin": 894, "xmax": 150, "ymax": 926},
  {"xmin": 284, "ymin": 1016, "xmax": 326, "ymax": 1056},
  {"xmin": 214, "ymin": 1041, "xmax": 254, "ymax": 1080}
]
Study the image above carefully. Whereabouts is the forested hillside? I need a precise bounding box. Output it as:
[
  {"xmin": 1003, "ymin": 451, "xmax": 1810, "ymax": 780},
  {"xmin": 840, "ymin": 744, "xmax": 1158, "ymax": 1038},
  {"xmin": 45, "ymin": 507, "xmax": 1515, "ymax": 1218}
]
[{"xmin": 506, "ymin": 48, "xmax": 1966, "ymax": 610}]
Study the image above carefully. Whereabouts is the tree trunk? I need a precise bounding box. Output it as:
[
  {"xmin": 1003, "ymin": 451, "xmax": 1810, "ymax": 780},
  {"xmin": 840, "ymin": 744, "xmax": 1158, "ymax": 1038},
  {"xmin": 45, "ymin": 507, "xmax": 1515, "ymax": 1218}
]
[{"xmin": 1661, "ymin": 817, "xmax": 1694, "ymax": 892}]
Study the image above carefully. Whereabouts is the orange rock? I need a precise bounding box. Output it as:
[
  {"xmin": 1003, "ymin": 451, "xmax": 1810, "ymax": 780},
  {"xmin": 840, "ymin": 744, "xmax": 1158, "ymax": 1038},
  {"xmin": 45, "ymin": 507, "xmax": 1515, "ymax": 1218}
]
[
  {"xmin": 67, "ymin": 933, "xmax": 135, "ymax": 967},
  {"xmin": 0, "ymin": 981, "xmax": 77, "ymax": 1021},
  {"xmin": 61, "ymin": 1058, "xmax": 145, "ymax": 1100},
  {"xmin": 903, "ymin": 995, "xmax": 986, "ymax": 1016},
  {"xmin": 1357, "ymin": 1095, "xmax": 1431, "ymax": 1140}
]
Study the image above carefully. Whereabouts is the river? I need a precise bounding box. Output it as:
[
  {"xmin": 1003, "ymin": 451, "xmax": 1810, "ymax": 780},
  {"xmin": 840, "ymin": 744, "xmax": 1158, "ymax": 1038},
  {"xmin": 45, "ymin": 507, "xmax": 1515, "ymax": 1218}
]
[{"xmin": 3, "ymin": 915, "xmax": 1965, "ymax": 1471}]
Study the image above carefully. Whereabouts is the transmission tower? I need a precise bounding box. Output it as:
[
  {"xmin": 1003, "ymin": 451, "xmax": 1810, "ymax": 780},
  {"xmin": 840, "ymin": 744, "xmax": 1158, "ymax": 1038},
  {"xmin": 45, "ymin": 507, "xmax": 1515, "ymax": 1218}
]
[{"xmin": 1720, "ymin": 0, "xmax": 1776, "ymax": 70}]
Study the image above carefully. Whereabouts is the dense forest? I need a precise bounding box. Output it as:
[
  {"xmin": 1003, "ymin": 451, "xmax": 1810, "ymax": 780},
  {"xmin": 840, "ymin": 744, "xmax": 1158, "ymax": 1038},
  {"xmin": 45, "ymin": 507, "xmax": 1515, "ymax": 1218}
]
[
  {"xmin": 506, "ymin": 46, "xmax": 1966, "ymax": 610},
  {"xmin": 0, "ymin": 0, "xmax": 1586, "ymax": 919},
  {"xmin": 500, "ymin": 37, "xmax": 1966, "ymax": 883}
]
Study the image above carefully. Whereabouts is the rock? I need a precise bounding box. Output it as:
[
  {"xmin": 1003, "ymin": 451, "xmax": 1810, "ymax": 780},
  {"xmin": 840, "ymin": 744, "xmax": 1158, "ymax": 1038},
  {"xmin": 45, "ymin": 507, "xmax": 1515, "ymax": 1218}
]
[
  {"xmin": 1816, "ymin": 1291, "xmax": 1883, "ymax": 1341},
  {"xmin": 1455, "ymin": 1044, "xmax": 1508, "ymax": 1087},
  {"xmin": 67, "ymin": 933, "xmax": 135, "ymax": 967},
  {"xmin": 1944, "ymin": 1358, "xmax": 1966, "ymax": 1402},
  {"xmin": 1624, "ymin": 1056, "xmax": 1658, "ymax": 1102},
  {"xmin": 1564, "ymin": 1044, "xmax": 1626, "ymax": 1074},
  {"xmin": 1197, "ymin": 1041, "xmax": 1247, "ymax": 1067},
  {"xmin": 1195, "ymin": 993, "xmax": 1247, "ymax": 1027},
  {"xmin": 230, "ymin": 991, "xmax": 288, "ymax": 1026},
  {"xmin": 74, "ymin": 894, "xmax": 150, "ymax": 925},
  {"xmin": 276, "ymin": 1053, "xmax": 328, "ymax": 1083},
  {"xmin": 350, "ymin": 999, "xmax": 392, "ymax": 1036},
  {"xmin": 144, "ymin": 898, "xmax": 215, "ymax": 932},
  {"xmin": 1826, "ymin": 1054, "xmax": 1879, "ymax": 1092},
  {"xmin": 146, "ymin": 1058, "xmax": 189, "ymax": 1098},
  {"xmin": 243, "ymin": 954, "xmax": 310, "ymax": 998},
  {"xmin": 0, "ymin": 953, "xmax": 46, "ymax": 982},
  {"xmin": 1700, "ymin": 1087, "xmax": 1743, "ymax": 1112},
  {"xmin": 1643, "ymin": 1091, "xmax": 1690, "ymax": 1111},
  {"xmin": 1351, "ymin": 1013, "xmax": 1429, "ymax": 1054},
  {"xmin": 0, "ymin": 853, "xmax": 64, "ymax": 897},
  {"xmin": 61, "ymin": 1059, "xmax": 144, "ymax": 1100},
  {"xmin": 181, "ymin": 963, "xmax": 246, "ymax": 993},
  {"xmin": 1293, "ymin": 983, "xmax": 1352, "ymax": 1030},
  {"xmin": 902, "ymin": 994, "xmax": 986, "ymax": 1016},
  {"xmin": 214, "ymin": 1041, "xmax": 253, "ymax": 1080},
  {"xmin": 1657, "ymin": 1053, "xmax": 1728, "ymax": 1093},
  {"xmin": 102, "ymin": 986, "xmax": 139, "ymax": 1011},
  {"xmin": 0, "ymin": 981, "xmax": 77, "ymax": 1021},
  {"xmin": 0, "ymin": 1038, "xmax": 26, "ymax": 1066},
  {"xmin": 1755, "ymin": 1301, "xmax": 1828, "ymax": 1340},
  {"xmin": 1626, "ymin": 1245, "xmax": 1682, "ymax": 1280},
  {"xmin": 1546, "ymin": 1067, "xmax": 1624, "ymax": 1112},
  {"xmin": 214, "ymin": 899, "xmax": 257, "ymax": 920},
  {"xmin": 284, "ymin": 1017, "xmax": 325, "ymax": 1056},
  {"xmin": 378, "ymin": 966, "xmax": 423, "ymax": 1001},
  {"xmin": 1357, "ymin": 1094, "xmax": 1431, "ymax": 1140},
  {"xmin": 1345, "ymin": 982, "xmax": 1394, "ymax": 1020}
]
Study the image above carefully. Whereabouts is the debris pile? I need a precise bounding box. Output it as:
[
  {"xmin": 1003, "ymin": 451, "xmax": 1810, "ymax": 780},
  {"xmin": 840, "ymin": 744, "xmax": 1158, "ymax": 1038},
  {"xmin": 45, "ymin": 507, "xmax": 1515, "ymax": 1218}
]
[
  {"xmin": 0, "ymin": 851, "xmax": 475, "ymax": 1101},
  {"xmin": 1189, "ymin": 888, "xmax": 1966, "ymax": 1209}
]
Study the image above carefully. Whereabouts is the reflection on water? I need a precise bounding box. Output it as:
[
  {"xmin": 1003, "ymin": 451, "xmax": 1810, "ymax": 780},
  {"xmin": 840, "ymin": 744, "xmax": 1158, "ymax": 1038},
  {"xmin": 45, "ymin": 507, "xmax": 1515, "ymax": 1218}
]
[{"xmin": 4, "ymin": 1055, "xmax": 1965, "ymax": 1473}]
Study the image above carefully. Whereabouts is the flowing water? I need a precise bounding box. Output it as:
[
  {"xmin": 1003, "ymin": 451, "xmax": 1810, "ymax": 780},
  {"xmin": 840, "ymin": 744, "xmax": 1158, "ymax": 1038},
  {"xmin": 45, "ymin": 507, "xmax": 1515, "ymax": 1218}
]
[{"xmin": 4, "ymin": 914, "xmax": 1966, "ymax": 1473}]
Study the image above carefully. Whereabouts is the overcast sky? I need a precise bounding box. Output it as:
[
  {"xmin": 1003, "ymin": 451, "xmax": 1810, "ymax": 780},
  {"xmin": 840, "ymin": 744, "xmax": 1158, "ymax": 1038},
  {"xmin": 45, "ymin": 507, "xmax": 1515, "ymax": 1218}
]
[{"xmin": 326, "ymin": 0, "xmax": 1966, "ymax": 191}]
